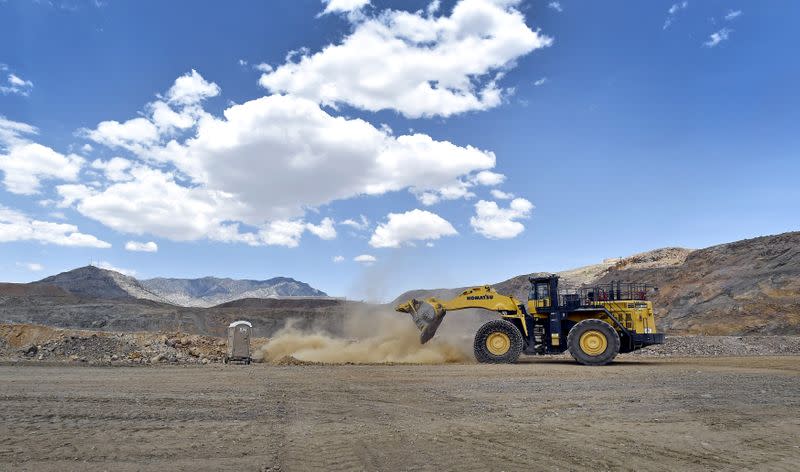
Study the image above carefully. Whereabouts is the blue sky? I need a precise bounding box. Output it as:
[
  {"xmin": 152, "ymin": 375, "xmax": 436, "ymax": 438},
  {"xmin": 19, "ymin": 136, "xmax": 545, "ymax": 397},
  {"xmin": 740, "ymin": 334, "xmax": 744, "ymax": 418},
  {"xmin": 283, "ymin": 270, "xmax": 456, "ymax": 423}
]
[{"xmin": 1, "ymin": 0, "xmax": 798, "ymax": 300}]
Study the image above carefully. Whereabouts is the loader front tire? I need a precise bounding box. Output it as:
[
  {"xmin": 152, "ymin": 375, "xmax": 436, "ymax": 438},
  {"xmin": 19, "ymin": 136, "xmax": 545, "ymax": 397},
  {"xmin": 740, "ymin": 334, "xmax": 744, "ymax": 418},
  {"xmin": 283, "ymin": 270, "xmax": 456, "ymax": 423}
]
[
  {"xmin": 474, "ymin": 319, "xmax": 523, "ymax": 364},
  {"xmin": 567, "ymin": 319, "xmax": 620, "ymax": 366}
]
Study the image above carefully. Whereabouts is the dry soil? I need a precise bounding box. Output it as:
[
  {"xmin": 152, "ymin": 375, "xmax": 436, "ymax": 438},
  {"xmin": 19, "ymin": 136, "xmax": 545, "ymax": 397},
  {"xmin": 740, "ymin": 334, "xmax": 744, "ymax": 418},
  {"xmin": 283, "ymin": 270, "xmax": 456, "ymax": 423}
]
[{"xmin": 1, "ymin": 357, "xmax": 799, "ymax": 471}]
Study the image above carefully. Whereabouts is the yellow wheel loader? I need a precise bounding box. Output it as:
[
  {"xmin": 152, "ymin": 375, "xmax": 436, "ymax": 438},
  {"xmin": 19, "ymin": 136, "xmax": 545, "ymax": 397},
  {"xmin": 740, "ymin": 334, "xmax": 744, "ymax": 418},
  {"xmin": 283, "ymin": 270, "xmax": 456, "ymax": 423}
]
[{"xmin": 396, "ymin": 275, "xmax": 664, "ymax": 366}]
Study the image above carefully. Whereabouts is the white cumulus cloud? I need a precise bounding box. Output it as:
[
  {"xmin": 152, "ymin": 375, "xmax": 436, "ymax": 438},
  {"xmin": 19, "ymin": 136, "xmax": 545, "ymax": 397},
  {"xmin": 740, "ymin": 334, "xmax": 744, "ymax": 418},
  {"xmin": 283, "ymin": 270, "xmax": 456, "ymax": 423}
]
[
  {"xmin": 369, "ymin": 209, "xmax": 458, "ymax": 248},
  {"xmin": 82, "ymin": 117, "xmax": 160, "ymax": 154},
  {"xmin": 258, "ymin": 220, "xmax": 307, "ymax": 248},
  {"xmin": 354, "ymin": 254, "xmax": 377, "ymax": 265},
  {"xmin": 1, "ymin": 70, "xmax": 34, "ymax": 96},
  {"xmin": 91, "ymin": 157, "xmax": 133, "ymax": 182},
  {"xmin": 0, "ymin": 116, "xmax": 37, "ymax": 145},
  {"xmin": 149, "ymin": 100, "xmax": 195, "ymax": 134},
  {"xmin": 490, "ymin": 189, "xmax": 514, "ymax": 199},
  {"xmin": 0, "ymin": 142, "xmax": 84, "ymax": 195},
  {"xmin": 332, "ymin": 255, "xmax": 345, "ymax": 263},
  {"xmin": 414, "ymin": 169, "xmax": 503, "ymax": 205},
  {"xmin": 260, "ymin": 0, "xmax": 552, "ymax": 118},
  {"xmin": 472, "ymin": 170, "xmax": 505, "ymax": 186},
  {"xmin": 125, "ymin": 240, "xmax": 158, "ymax": 252},
  {"xmin": 165, "ymin": 69, "xmax": 221, "ymax": 106},
  {"xmin": 341, "ymin": 215, "xmax": 370, "ymax": 231},
  {"xmin": 0, "ymin": 119, "xmax": 84, "ymax": 195},
  {"xmin": 548, "ymin": 2, "xmax": 562, "ymax": 13},
  {"xmin": 704, "ymin": 28, "xmax": 733, "ymax": 48},
  {"xmin": 306, "ymin": 217, "xmax": 337, "ymax": 240},
  {"xmin": 0, "ymin": 205, "xmax": 110, "ymax": 248},
  {"xmin": 321, "ymin": 0, "xmax": 370, "ymax": 15},
  {"xmin": 470, "ymin": 198, "xmax": 533, "ymax": 239},
  {"xmin": 82, "ymin": 70, "xmax": 220, "ymax": 154},
  {"xmin": 56, "ymin": 166, "xmax": 248, "ymax": 241},
  {"xmin": 65, "ymin": 72, "xmax": 496, "ymax": 246}
]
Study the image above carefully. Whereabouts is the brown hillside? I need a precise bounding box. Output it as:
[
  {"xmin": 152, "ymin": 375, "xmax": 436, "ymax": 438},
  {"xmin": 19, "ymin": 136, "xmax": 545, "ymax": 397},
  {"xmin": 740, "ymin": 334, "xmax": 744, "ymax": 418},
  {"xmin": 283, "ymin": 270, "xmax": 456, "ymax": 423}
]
[{"xmin": 597, "ymin": 232, "xmax": 800, "ymax": 335}]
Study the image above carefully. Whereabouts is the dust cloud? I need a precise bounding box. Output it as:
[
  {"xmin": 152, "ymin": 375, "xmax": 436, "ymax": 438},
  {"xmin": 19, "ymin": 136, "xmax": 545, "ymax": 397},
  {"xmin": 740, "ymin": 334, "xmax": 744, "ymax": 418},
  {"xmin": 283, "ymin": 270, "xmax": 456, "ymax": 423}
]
[{"xmin": 253, "ymin": 307, "xmax": 474, "ymax": 364}]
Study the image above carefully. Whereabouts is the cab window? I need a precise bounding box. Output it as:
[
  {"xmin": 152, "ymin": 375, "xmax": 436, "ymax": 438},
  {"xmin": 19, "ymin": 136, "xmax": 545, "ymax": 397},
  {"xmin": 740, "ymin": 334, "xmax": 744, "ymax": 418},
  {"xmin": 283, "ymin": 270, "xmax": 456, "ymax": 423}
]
[{"xmin": 530, "ymin": 283, "xmax": 550, "ymax": 300}]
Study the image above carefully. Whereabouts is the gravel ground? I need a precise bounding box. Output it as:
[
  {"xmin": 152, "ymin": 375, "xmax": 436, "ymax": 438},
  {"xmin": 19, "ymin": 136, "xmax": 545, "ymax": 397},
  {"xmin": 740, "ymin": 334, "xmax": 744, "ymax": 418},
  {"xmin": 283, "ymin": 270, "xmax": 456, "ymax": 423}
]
[{"xmin": 0, "ymin": 357, "xmax": 798, "ymax": 471}]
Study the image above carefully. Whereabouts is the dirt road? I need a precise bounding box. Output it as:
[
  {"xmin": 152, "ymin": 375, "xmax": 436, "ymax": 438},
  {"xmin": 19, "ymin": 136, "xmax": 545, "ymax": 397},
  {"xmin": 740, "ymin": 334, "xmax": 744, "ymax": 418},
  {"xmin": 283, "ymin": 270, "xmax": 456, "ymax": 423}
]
[{"xmin": 1, "ymin": 357, "xmax": 799, "ymax": 471}]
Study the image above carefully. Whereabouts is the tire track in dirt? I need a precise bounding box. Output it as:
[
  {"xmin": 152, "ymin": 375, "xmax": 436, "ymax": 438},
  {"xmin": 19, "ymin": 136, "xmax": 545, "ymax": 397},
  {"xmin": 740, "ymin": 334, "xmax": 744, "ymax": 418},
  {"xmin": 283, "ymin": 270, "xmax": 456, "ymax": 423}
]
[{"xmin": 2, "ymin": 359, "xmax": 799, "ymax": 471}]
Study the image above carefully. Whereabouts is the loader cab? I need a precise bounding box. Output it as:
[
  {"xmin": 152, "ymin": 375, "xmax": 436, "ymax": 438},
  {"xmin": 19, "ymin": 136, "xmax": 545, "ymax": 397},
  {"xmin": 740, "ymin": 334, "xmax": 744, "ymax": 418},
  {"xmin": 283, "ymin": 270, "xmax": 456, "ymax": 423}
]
[{"xmin": 528, "ymin": 275, "xmax": 559, "ymax": 309}]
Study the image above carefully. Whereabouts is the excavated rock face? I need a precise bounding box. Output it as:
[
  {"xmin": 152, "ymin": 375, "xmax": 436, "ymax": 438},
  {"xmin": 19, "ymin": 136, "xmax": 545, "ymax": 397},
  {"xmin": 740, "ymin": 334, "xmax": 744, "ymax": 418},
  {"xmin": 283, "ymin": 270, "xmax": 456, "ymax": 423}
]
[
  {"xmin": 597, "ymin": 232, "xmax": 800, "ymax": 335},
  {"xmin": 611, "ymin": 248, "xmax": 693, "ymax": 271}
]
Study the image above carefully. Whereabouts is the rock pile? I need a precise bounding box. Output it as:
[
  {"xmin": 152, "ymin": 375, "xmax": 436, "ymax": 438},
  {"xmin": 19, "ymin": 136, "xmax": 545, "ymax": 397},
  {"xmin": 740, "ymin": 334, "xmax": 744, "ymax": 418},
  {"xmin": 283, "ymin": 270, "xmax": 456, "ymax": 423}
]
[
  {"xmin": 0, "ymin": 324, "xmax": 233, "ymax": 365},
  {"xmin": 626, "ymin": 335, "xmax": 800, "ymax": 357}
]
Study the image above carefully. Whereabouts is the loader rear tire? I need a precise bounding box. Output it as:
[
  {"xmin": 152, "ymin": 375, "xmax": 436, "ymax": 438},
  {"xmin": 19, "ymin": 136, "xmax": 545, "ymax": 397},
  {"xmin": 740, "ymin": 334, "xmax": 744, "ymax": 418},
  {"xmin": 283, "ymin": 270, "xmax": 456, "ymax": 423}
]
[
  {"xmin": 474, "ymin": 319, "xmax": 523, "ymax": 364},
  {"xmin": 567, "ymin": 319, "xmax": 620, "ymax": 366}
]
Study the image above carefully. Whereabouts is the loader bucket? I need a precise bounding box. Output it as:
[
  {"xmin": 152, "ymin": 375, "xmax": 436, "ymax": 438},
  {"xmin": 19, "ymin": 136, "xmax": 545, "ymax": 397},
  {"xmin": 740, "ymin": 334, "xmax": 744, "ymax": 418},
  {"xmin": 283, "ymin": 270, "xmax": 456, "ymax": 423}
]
[{"xmin": 395, "ymin": 299, "xmax": 447, "ymax": 344}]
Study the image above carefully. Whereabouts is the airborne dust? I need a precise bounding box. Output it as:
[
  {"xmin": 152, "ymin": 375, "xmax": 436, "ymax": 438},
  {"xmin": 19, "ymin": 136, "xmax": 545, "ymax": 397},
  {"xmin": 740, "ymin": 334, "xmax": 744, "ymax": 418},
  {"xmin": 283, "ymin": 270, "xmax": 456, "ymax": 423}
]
[{"xmin": 253, "ymin": 307, "xmax": 480, "ymax": 364}]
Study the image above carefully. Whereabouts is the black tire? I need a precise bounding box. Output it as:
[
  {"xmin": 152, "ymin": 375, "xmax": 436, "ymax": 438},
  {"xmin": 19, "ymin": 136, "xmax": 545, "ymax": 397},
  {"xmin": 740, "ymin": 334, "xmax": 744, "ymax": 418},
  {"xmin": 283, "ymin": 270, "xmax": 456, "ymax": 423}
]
[
  {"xmin": 474, "ymin": 319, "xmax": 524, "ymax": 364},
  {"xmin": 567, "ymin": 319, "xmax": 620, "ymax": 366}
]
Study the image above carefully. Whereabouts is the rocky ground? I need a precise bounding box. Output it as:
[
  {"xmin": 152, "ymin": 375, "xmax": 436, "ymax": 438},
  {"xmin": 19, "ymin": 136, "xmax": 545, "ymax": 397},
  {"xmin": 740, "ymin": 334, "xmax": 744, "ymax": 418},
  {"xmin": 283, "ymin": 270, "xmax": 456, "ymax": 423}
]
[
  {"xmin": 1, "ymin": 357, "xmax": 798, "ymax": 471},
  {"xmin": 628, "ymin": 335, "xmax": 800, "ymax": 357},
  {"xmin": 0, "ymin": 324, "xmax": 269, "ymax": 365}
]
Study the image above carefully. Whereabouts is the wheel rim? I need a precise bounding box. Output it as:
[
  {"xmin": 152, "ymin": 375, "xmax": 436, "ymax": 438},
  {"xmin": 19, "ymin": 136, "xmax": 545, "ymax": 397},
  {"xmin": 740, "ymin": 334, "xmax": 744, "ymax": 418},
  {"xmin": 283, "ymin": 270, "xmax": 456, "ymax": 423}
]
[
  {"xmin": 486, "ymin": 332, "xmax": 511, "ymax": 355},
  {"xmin": 579, "ymin": 330, "xmax": 607, "ymax": 356}
]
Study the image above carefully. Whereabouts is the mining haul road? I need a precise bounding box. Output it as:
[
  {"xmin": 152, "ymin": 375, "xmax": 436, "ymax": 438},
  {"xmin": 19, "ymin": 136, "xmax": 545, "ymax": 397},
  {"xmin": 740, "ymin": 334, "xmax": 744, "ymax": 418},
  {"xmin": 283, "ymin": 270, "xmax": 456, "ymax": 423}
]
[{"xmin": 1, "ymin": 357, "xmax": 798, "ymax": 471}]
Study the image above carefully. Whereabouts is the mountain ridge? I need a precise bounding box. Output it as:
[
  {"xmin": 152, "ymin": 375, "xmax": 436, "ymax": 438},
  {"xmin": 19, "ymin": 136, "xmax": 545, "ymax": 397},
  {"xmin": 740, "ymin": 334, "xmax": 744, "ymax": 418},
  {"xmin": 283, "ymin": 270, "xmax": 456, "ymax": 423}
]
[
  {"xmin": 28, "ymin": 266, "xmax": 327, "ymax": 308},
  {"xmin": 35, "ymin": 266, "xmax": 171, "ymax": 304},
  {"xmin": 141, "ymin": 276, "xmax": 328, "ymax": 307}
]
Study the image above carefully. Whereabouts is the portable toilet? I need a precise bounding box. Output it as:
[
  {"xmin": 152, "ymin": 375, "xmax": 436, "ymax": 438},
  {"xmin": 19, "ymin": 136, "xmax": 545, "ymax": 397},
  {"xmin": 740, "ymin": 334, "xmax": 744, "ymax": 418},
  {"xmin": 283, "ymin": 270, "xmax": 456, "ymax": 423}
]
[{"xmin": 225, "ymin": 320, "xmax": 252, "ymax": 364}]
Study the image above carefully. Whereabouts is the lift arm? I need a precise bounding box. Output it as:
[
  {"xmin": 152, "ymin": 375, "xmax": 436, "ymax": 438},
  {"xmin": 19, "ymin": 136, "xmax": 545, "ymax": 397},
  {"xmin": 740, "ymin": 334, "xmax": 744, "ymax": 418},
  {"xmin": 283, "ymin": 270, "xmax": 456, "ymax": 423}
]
[{"xmin": 395, "ymin": 286, "xmax": 525, "ymax": 344}]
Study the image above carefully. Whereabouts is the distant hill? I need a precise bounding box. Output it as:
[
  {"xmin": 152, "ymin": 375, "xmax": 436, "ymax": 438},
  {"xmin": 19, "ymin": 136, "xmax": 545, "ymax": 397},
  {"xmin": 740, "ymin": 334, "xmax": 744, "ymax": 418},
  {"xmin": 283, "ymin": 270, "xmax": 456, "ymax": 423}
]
[
  {"xmin": 34, "ymin": 266, "xmax": 170, "ymax": 304},
  {"xmin": 140, "ymin": 276, "xmax": 327, "ymax": 308},
  {"xmin": 26, "ymin": 266, "xmax": 327, "ymax": 308},
  {"xmin": 392, "ymin": 233, "xmax": 800, "ymax": 335},
  {"xmin": 0, "ymin": 267, "xmax": 339, "ymax": 337}
]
